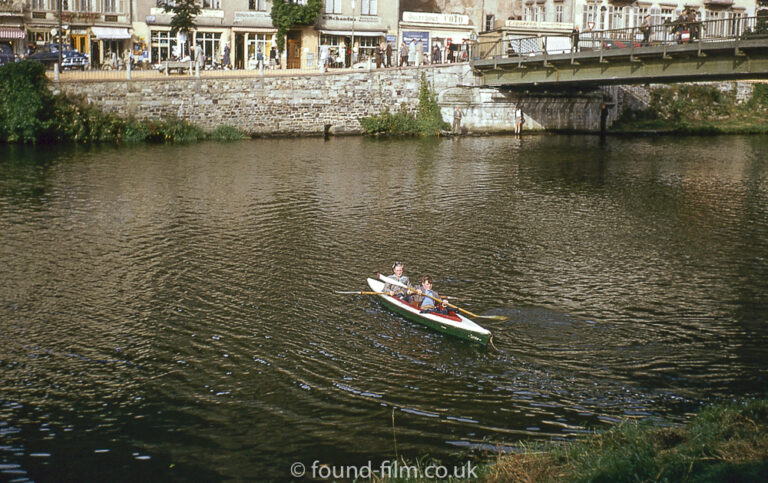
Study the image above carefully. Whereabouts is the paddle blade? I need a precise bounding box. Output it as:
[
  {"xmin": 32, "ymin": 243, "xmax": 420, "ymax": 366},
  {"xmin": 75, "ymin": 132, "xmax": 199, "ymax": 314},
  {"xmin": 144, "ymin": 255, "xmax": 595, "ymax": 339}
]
[{"xmin": 478, "ymin": 314, "xmax": 509, "ymax": 321}]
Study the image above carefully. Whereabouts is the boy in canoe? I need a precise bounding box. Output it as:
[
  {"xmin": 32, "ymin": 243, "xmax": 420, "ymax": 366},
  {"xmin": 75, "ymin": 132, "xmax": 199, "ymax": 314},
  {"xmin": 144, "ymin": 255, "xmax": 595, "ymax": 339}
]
[
  {"xmin": 416, "ymin": 275, "xmax": 454, "ymax": 315},
  {"xmin": 384, "ymin": 261, "xmax": 413, "ymax": 302}
]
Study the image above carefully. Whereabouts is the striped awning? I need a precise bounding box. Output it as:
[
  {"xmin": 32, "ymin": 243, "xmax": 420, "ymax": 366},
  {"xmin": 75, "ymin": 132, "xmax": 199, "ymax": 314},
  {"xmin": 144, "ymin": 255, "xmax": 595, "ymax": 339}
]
[{"xmin": 0, "ymin": 27, "xmax": 25, "ymax": 40}]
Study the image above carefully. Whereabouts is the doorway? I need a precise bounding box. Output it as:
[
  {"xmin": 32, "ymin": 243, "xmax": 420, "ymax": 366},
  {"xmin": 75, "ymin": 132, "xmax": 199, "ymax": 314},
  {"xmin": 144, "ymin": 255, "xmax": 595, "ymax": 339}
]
[{"xmin": 286, "ymin": 30, "xmax": 301, "ymax": 69}]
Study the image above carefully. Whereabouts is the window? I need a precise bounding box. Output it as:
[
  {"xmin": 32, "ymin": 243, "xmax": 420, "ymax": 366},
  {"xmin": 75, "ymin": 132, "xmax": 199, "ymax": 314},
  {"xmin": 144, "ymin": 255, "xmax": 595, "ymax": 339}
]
[
  {"xmin": 104, "ymin": 0, "xmax": 118, "ymax": 13},
  {"xmin": 555, "ymin": 5, "xmax": 563, "ymax": 23},
  {"xmin": 633, "ymin": 7, "xmax": 649, "ymax": 30},
  {"xmin": 196, "ymin": 31, "xmax": 222, "ymax": 64},
  {"xmin": 150, "ymin": 30, "xmax": 178, "ymax": 63},
  {"xmin": 249, "ymin": 0, "xmax": 266, "ymax": 10},
  {"xmin": 485, "ymin": 14, "xmax": 495, "ymax": 31},
  {"xmin": 74, "ymin": 0, "xmax": 91, "ymax": 11},
  {"xmin": 361, "ymin": 0, "xmax": 377, "ymax": 16},
  {"xmin": 325, "ymin": 0, "xmax": 340, "ymax": 14},
  {"xmin": 583, "ymin": 4, "xmax": 597, "ymax": 29},
  {"xmin": 31, "ymin": 0, "xmax": 46, "ymax": 9},
  {"xmin": 524, "ymin": 6, "xmax": 532, "ymax": 22},
  {"xmin": 203, "ymin": 0, "xmax": 221, "ymax": 8}
]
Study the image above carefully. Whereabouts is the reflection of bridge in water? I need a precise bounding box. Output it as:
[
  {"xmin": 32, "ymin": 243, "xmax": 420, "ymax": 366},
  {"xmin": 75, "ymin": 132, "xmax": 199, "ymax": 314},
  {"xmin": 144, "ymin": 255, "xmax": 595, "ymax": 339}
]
[{"xmin": 472, "ymin": 16, "xmax": 768, "ymax": 87}]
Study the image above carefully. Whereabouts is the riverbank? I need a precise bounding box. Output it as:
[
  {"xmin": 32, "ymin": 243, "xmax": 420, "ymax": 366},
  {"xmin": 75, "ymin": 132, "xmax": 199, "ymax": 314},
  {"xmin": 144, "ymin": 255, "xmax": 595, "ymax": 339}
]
[
  {"xmin": 611, "ymin": 82, "xmax": 768, "ymax": 135},
  {"xmin": 481, "ymin": 398, "xmax": 768, "ymax": 482},
  {"xmin": 383, "ymin": 398, "xmax": 768, "ymax": 482}
]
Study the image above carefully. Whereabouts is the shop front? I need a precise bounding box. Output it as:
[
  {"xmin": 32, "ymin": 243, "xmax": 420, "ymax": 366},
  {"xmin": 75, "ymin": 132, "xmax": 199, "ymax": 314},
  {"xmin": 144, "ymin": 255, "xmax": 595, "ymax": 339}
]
[
  {"xmin": 90, "ymin": 26, "xmax": 132, "ymax": 67},
  {"xmin": 232, "ymin": 28, "xmax": 275, "ymax": 70},
  {"xmin": 399, "ymin": 11, "xmax": 476, "ymax": 64},
  {"xmin": 0, "ymin": 26, "xmax": 25, "ymax": 58},
  {"xmin": 318, "ymin": 29, "xmax": 386, "ymax": 67}
]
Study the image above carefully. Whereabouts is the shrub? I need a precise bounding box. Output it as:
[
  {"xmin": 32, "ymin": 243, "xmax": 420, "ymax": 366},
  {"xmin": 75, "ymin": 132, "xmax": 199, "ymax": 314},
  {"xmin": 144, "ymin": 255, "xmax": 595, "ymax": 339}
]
[
  {"xmin": 360, "ymin": 74, "xmax": 449, "ymax": 136},
  {"xmin": 209, "ymin": 124, "xmax": 247, "ymax": 141},
  {"xmin": 0, "ymin": 61, "xmax": 52, "ymax": 143}
]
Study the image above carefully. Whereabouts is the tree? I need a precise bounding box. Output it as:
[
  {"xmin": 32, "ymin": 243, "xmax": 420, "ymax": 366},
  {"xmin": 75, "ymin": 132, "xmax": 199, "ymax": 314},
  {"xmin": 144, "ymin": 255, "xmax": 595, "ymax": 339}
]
[
  {"xmin": 270, "ymin": 0, "xmax": 323, "ymax": 55},
  {"xmin": 161, "ymin": 0, "xmax": 202, "ymax": 58}
]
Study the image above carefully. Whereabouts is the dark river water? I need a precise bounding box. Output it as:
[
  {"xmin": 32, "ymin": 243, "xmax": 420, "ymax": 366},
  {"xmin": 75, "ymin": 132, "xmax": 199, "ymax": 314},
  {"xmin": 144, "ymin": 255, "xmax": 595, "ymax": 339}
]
[{"xmin": 1, "ymin": 134, "xmax": 767, "ymax": 481}]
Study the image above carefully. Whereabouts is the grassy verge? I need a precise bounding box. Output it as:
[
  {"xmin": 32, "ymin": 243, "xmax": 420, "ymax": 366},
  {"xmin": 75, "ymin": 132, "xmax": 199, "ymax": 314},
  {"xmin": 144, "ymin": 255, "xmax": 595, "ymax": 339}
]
[
  {"xmin": 0, "ymin": 61, "xmax": 247, "ymax": 144},
  {"xmin": 381, "ymin": 398, "xmax": 768, "ymax": 482},
  {"xmin": 612, "ymin": 83, "xmax": 768, "ymax": 135}
]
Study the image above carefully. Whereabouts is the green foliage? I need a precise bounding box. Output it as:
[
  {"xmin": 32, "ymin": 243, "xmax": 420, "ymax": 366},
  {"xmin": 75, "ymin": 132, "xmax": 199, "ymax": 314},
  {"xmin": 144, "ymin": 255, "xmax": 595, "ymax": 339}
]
[
  {"xmin": 0, "ymin": 61, "xmax": 52, "ymax": 143},
  {"xmin": 161, "ymin": 0, "xmax": 201, "ymax": 37},
  {"xmin": 612, "ymin": 83, "xmax": 768, "ymax": 134},
  {"xmin": 469, "ymin": 398, "xmax": 768, "ymax": 483},
  {"xmin": 150, "ymin": 117, "xmax": 205, "ymax": 143},
  {"xmin": 270, "ymin": 0, "xmax": 323, "ymax": 54},
  {"xmin": 360, "ymin": 74, "xmax": 449, "ymax": 137},
  {"xmin": 359, "ymin": 105, "xmax": 419, "ymax": 135},
  {"xmin": 209, "ymin": 124, "xmax": 247, "ymax": 141},
  {"xmin": 160, "ymin": 0, "xmax": 201, "ymax": 56}
]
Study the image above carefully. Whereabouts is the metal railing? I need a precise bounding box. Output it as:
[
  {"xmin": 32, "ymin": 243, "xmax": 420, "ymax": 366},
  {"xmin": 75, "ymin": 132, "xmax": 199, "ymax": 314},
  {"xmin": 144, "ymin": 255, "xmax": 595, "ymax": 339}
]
[
  {"xmin": 474, "ymin": 15, "xmax": 768, "ymax": 61},
  {"xmin": 44, "ymin": 57, "xmax": 469, "ymax": 82}
]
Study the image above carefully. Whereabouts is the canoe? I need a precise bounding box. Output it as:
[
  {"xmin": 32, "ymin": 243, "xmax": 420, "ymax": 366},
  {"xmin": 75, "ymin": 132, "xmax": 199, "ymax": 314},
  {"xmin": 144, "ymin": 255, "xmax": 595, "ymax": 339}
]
[{"xmin": 367, "ymin": 278, "xmax": 492, "ymax": 346}]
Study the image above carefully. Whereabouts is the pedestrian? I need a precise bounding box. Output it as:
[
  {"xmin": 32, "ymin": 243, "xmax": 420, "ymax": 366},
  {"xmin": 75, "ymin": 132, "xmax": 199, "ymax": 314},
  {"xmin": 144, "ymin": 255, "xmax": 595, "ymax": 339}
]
[
  {"xmin": 571, "ymin": 25, "xmax": 580, "ymax": 52},
  {"xmin": 408, "ymin": 39, "xmax": 416, "ymax": 66},
  {"xmin": 375, "ymin": 42, "xmax": 383, "ymax": 68},
  {"xmin": 319, "ymin": 41, "xmax": 330, "ymax": 71},
  {"xmin": 642, "ymin": 14, "xmax": 652, "ymax": 46},
  {"xmin": 432, "ymin": 43, "xmax": 441, "ymax": 64},
  {"xmin": 399, "ymin": 41, "xmax": 408, "ymax": 67},
  {"xmin": 452, "ymin": 106, "xmax": 463, "ymax": 135},
  {"xmin": 385, "ymin": 41, "xmax": 392, "ymax": 67},
  {"xmin": 256, "ymin": 48, "xmax": 264, "ymax": 71},
  {"xmin": 223, "ymin": 42, "xmax": 231, "ymax": 69},
  {"xmin": 600, "ymin": 103, "xmax": 609, "ymax": 135},
  {"xmin": 270, "ymin": 46, "xmax": 277, "ymax": 68},
  {"xmin": 194, "ymin": 43, "xmax": 204, "ymax": 70},
  {"xmin": 514, "ymin": 106, "xmax": 523, "ymax": 134},
  {"xmin": 416, "ymin": 40, "xmax": 423, "ymax": 66}
]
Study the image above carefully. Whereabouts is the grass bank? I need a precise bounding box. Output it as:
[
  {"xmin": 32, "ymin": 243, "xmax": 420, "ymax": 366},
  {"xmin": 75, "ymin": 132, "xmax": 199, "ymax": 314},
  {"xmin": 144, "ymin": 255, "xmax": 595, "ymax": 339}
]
[
  {"xmin": 382, "ymin": 398, "xmax": 768, "ymax": 482},
  {"xmin": 0, "ymin": 61, "xmax": 247, "ymax": 144},
  {"xmin": 612, "ymin": 83, "xmax": 768, "ymax": 135}
]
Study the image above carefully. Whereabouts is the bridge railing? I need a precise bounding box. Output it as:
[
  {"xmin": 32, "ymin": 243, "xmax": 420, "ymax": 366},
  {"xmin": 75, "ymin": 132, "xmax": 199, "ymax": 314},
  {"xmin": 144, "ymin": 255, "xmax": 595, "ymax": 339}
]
[{"xmin": 473, "ymin": 15, "xmax": 768, "ymax": 61}]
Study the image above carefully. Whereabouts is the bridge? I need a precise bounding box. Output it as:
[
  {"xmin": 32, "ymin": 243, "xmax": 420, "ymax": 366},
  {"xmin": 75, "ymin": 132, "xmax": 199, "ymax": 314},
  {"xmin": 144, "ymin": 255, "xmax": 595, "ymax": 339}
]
[{"xmin": 471, "ymin": 16, "xmax": 768, "ymax": 88}]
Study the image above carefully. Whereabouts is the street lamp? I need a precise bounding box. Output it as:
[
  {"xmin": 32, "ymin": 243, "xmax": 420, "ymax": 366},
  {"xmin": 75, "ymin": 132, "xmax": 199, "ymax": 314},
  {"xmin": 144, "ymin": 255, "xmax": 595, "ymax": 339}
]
[
  {"xmin": 58, "ymin": 0, "xmax": 63, "ymax": 70},
  {"xmin": 351, "ymin": 0, "xmax": 355, "ymax": 65}
]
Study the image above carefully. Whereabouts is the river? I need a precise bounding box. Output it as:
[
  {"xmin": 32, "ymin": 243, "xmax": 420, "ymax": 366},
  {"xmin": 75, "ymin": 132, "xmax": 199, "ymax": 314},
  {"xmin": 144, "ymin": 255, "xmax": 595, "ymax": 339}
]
[{"xmin": 1, "ymin": 134, "xmax": 767, "ymax": 480}]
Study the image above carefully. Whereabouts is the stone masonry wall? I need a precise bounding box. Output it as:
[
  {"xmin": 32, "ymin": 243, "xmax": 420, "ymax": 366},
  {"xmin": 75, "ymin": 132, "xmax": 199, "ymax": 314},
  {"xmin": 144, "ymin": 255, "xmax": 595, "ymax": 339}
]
[
  {"xmin": 53, "ymin": 65, "xmax": 621, "ymax": 135},
  {"xmin": 53, "ymin": 65, "xmax": 475, "ymax": 136}
]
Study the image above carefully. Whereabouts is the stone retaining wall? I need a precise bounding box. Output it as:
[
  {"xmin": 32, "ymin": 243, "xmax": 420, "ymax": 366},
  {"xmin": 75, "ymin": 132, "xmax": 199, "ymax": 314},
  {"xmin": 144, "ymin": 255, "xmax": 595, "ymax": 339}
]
[
  {"xmin": 58, "ymin": 66, "xmax": 745, "ymax": 135},
  {"xmin": 53, "ymin": 65, "xmax": 475, "ymax": 136}
]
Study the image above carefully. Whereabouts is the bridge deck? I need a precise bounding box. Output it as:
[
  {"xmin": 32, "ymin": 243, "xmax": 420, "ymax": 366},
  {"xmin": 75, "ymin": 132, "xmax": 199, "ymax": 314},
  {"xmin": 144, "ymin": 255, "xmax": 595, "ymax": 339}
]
[{"xmin": 472, "ymin": 38, "xmax": 768, "ymax": 87}]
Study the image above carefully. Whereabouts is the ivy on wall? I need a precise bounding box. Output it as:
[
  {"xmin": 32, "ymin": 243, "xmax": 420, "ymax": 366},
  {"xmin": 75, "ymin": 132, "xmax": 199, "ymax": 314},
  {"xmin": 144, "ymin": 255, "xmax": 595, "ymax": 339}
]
[{"xmin": 270, "ymin": 0, "xmax": 323, "ymax": 54}]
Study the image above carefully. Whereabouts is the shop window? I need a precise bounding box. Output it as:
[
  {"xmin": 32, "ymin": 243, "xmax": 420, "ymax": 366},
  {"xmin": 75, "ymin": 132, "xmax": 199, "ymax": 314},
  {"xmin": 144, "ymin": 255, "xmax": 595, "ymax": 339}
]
[{"xmin": 151, "ymin": 30, "xmax": 178, "ymax": 63}]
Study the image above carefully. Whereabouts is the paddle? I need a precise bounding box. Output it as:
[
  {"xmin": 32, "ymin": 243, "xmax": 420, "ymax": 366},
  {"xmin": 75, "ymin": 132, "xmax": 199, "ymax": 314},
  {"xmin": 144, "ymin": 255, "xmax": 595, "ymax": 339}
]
[
  {"xmin": 335, "ymin": 291, "xmax": 385, "ymax": 295},
  {"xmin": 378, "ymin": 274, "xmax": 507, "ymax": 321}
]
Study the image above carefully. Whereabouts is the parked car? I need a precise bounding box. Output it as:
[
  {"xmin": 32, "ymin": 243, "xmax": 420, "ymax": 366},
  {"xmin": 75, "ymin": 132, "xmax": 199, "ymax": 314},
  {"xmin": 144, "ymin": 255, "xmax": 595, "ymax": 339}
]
[
  {"xmin": 27, "ymin": 43, "xmax": 89, "ymax": 70},
  {"xmin": 0, "ymin": 42, "xmax": 14, "ymax": 66}
]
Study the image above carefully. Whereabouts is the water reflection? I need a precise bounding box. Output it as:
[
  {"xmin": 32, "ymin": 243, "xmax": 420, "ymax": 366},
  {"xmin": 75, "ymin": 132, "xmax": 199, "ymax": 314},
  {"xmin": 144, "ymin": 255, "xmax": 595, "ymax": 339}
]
[{"xmin": 1, "ymin": 135, "xmax": 767, "ymax": 479}]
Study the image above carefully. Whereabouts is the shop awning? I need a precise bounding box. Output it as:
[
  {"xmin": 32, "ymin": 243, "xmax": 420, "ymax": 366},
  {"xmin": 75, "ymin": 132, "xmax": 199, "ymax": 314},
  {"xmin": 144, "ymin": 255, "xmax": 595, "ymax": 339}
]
[
  {"xmin": 0, "ymin": 27, "xmax": 25, "ymax": 40},
  {"xmin": 91, "ymin": 27, "xmax": 132, "ymax": 40},
  {"xmin": 318, "ymin": 30, "xmax": 386, "ymax": 37}
]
